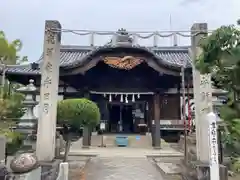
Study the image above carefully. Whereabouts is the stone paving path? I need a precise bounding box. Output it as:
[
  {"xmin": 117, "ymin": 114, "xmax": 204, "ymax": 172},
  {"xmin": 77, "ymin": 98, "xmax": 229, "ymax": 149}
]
[{"xmin": 83, "ymin": 157, "xmax": 164, "ymax": 180}]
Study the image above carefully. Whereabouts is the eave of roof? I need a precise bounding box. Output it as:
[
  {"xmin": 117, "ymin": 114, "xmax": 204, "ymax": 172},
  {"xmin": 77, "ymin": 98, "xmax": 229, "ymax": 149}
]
[
  {"xmin": 4, "ymin": 45, "xmax": 192, "ymax": 75},
  {"xmin": 62, "ymin": 45, "xmax": 192, "ymax": 70}
]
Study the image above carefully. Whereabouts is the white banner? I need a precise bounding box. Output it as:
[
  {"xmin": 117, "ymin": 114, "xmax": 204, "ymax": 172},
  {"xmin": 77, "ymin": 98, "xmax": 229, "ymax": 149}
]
[{"xmin": 207, "ymin": 112, "xmax": 219, "ymax": 180}]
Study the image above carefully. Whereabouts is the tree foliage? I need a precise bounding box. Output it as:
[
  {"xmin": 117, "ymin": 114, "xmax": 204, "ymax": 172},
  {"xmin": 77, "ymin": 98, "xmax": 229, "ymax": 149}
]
[
  {"xmin": 1, "ymin": 129, "xmax": 23, "ymax": 155},
  {"xmin": 194, "ymin": 24, "xmax": 240, "ymax": 160},
  {"xmin": 57, "ymin": 98, "xmax": 100, "ymax": 128},
  {"xmin": 6, "ymin": 92, "xmax": 25, "ymax": 120},
  {"xmin": 0, "ymin": 31, "xmax": 27, "ymax": 65},
  {"xmin": 195, "ymin": 25, "xmax": 240, "ymax": 91},
  {"xmin": 0, "ymin": 129, "xmax": 23, "ymax": 164},
  {"xmin": 0, "ymin": 30, "xmax": 26, "ymax": 120},
  {"xmin": 57, "ymin": 98, "xmax": 100, "ymax": 161},
  {"xmin": 0, "ymin": 86, "xmax": 25, "ymax": 121}
]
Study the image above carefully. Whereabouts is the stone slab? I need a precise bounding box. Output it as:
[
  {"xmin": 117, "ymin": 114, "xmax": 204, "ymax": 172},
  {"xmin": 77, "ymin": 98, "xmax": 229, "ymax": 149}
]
[
  {"xmin": 156, "ymin": 162, "xmax": 181, "ymax": 174},
  {"xmin": 153, "ymin": 156, "xmax": 182, "ymax": 163},
  {"xmin": 67, "ymin": 147, "xmax": 183, "ymax": 158},
  {"xmin": 68, "ymin": 156, "xmax": 90, "ymax": 162}
]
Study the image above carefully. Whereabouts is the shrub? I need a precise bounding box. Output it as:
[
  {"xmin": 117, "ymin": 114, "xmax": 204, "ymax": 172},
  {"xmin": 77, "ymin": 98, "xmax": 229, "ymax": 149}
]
[
  {"xmin": 57, "ymin": 98, "xmax": 100, "ymax": 128},
  {"xmin": 5, "ymin": 131, "xmax": 23, "ymax": 156},
  {"xmin": 6, "ymin": 92, "xmax": 25, "ymax": 120},
  {"xmin": 0, "ymin": 92, "xmax": 24, "ymax": 121},
  {"xmin": 0, "ymin": 99, "xmax": 10, "ymax": 120},
  {"xmin": 57, "ymin": 98, "xmax": 100, "ymax": 161},
  {"xmin": 0, "ymin": 129, "xmax": 23, "ymax": 164}
]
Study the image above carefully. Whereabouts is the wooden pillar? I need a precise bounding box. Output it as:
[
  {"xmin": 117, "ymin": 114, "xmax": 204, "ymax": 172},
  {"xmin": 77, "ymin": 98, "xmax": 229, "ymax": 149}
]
[
  {"xmin": 154, "ymin": 92, "xmax": 161, "ymax": 149},
  {"xmin": 177, "ymin": 82, "xmax": 182, "ymax": 120},
  {"xmin": 8, "ymin": 81, "xmax": 12, "ymax": 96},
  {"xmin": 82, "ymin": 89, "xmax": 91, "ymax": 148},
  {"xmin": 63, "ymin": 83, "xmax": 67, "ymax": 99},
  {"xmin": 102, "ymin": 99, "xmax": 109, "ymax": 132}
]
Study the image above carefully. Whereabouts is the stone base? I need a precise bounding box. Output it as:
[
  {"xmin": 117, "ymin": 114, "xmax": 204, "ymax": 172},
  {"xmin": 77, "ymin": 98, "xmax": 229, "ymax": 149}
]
[
  {"xmin": 153, "ymin": 146, "xmax": 161, "ymax": 150},
  {"xmin": 39, "ymin": 159, "xmax": 61, "ymax": 180},
  {"xmin": 12, "ymin": 167, "xmax": 41, "ymax": 180},
  {"xmin": 82, "ymin": 146, "xmax": 90, "ymax": 149},
  {"xmin": 178, "ymin": 134, "xmax": 196, "ymax": 151},
  {"xmin": 180, "ymin": 160, "xmax": 228, "ymax": 180},
  {"xmin": 0, "ymin": 164, "xmax": 9, "ymax": 180}
]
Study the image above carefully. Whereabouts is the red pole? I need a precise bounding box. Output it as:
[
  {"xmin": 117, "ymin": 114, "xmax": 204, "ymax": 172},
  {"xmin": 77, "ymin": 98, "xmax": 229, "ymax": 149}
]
[{"xmin": 187, "ymin": 80, "xmax": 192, "ymax": 132}]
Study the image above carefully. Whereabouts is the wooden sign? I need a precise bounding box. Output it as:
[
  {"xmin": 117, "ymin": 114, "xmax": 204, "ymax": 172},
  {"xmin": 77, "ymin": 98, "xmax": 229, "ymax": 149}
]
[
  {"xmin": 103, "ymin": 56, "xmax": 143, "ymax": 70},
  {"xmin": 100, "ymin": 122, "xmax": 106, "ymax": 130}
]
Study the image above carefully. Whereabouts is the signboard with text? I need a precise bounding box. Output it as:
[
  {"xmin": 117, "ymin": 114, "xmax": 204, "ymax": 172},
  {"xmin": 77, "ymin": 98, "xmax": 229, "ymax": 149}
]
[{"xmin": 207, "ymin": 112, "xmax": 219, "ymax": 180}]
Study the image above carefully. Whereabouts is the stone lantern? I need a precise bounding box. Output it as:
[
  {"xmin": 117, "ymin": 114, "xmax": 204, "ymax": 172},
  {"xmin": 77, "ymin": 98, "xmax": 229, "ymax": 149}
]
[{"xmin": 15, "ymin": 79, "xmax": 38, "ymax": 148}]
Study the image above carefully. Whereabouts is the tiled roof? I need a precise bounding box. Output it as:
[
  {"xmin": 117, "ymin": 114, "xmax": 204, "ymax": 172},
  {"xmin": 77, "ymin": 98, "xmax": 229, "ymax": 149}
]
[
  {"xmin": 5, "ymin": 64, "xmax": 41, "ymax": 75},
  {"xmin": 5, "ymin": 45, "xmax": 192, "ymax": 75}
]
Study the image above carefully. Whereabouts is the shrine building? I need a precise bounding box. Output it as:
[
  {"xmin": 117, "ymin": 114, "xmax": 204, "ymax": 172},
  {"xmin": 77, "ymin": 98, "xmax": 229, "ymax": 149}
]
[{"xmin": 2, "ymin": 28, "xmax": 226, "ymax": 139}]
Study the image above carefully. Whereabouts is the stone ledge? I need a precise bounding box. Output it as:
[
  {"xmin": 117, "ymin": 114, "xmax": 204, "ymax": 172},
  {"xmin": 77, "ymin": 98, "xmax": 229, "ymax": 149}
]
[
  {"xmin": 178, "ymin": 135, "xmax": 196, "ymax": 151},
  {"xmin": 180, "ymin": 160, "xmax": 228, "ymax": 180},
  {"xmin": 151, "ymin": 158, "xmax": 182, "ymax": 180},
  {"xmin": 39, "ymin": 159, "xmax": 62, "ymax": 180},
  {"xmin": 156, "ymin": 162, "xmax": 181, "ymax": 175}
]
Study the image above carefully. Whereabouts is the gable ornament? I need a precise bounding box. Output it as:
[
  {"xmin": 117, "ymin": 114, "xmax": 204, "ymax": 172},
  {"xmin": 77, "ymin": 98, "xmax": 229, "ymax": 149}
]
[{"xmin": 103, "ymin": 56, "xmax": 143, "ymax": 70}]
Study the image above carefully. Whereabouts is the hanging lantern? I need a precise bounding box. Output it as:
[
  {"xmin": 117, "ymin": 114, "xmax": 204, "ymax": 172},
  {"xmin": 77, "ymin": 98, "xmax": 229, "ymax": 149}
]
[
  {"xmin": 125, "ymin": 94, "xmax": 128, "ymax": 103},
  {"xmin": 137, "ymin": 94, "xmax": 140, "ymax": 99},
  {"xmin": 132, "ymin": 94, "xmax": 135, "ymax": 102},
  {"xmin": 120, "ymin": 94, "xmax": 123, "ymax": 102},
  {"xmin": 109, "ymin": 94, "xmax": 112, "ymax": 102}
]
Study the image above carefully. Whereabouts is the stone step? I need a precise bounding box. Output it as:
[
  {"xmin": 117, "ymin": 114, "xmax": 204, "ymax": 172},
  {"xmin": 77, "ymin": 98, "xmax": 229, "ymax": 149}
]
[
  {"xmin": 90, "ymin": 134, "xmax": 150, "ymax": 147},
  {"xmin": 128, "ymin": 135, "xmax": 152, "ymax": 148},
  {"xmin": 90, "ymin": 134, "xmax": 171, "ymax": 148},
  {"xmin": 71, "ymin": 134, "xmax": 172, "ymax": 149},
  {"xmin": 90, "ymin": 134, "xmax": 102, "ymax": 147},
  {"xmin": 91, "ymin": 134, "xmax": 152, "ymax": 148}
]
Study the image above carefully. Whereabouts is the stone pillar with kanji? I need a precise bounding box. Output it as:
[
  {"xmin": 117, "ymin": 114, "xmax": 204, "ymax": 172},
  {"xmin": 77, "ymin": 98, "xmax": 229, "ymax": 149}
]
[
  {"xmin": 36, "ymin": 20, "xmax": 61, "ymax": 161},
  {"xmin": 191, "ymin": 23, "xmax": 213, "ymax": 162}
]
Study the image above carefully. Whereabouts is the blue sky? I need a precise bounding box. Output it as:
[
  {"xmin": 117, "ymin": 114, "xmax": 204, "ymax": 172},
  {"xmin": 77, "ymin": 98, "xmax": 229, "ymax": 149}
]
[{"xmin": 0, "ymin": 0, "xmax": 239, "ymax": 62}]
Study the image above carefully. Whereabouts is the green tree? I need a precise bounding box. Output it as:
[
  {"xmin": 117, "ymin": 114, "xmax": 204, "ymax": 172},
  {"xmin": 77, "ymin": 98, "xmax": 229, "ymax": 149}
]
[
  {"xmin": 57, "ymin": 98, "xmax": 100, "ymax": 161},
  {"xmin": 0, "ymin": 83, "xmax": 25, "ymax": 121},
  {"xmin": 0, "ymin": 129, "xmax": 23, "ymax": 164},
  {"xmin": 194, "ymin": 24, "xmax": 240, "ymax": 160},
  {"xmin": 6, "ymin": 92, "xmax": 25, "ymax": 120},
  {"xmin": 0, "ymin": 99, "xmax": 10, "ymax": 120},
  {"xmin": 0, "ymin": 30, "xmax": 28, "ymax": 99},
  {"xmin": 0, "ymin": 31, "xmax": 27, "ymax": 65}
]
